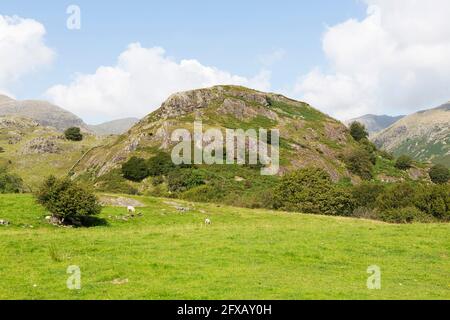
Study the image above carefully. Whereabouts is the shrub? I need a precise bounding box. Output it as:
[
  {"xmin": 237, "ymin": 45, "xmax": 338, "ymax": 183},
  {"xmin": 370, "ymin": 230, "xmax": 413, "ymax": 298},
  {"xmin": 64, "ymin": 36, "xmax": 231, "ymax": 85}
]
[
  {"xmin": 64, "ymin": 127, "xmax": 83, "ymax": 141},
  {"xmin": 352, "ymin": 183, "xmax": 385, "ymax": 209},
  {"xmin": 122, "ymin": 157, "xmax": 149, "ymax": 182},
  {"xmin": 429, "ymin": 164, "xmax": 450, "ymax": 184},
  {"xmin": 36, "ymin": 176, "xmax": 102, "ymax": 226},
  {"xmin": 147, "ymin": 152, "xmax": 175, "ymax": 177},
  {"xmin": 342, "ymin": 148, "xmax": 374, "ymax": 180},
  {"xmin": 349, "ymin": 122, "xmax": 369, "ymax": 142},
  {"xmin": 414, "ymin": 184, "xmax": 450, "ymax": 220},
  {"xmin": 395, "ymin": 155, "xmax": 413, "ymax": 170},
  {"xmin": 379, "ymin": 207, "xmax": 432, "ymax": 224},
  {"xmin": 0, "ymin": 146, "xmax": 4, "ymax": 153},
  {"xmin": 360, "ymin": 138, "xmax": 377, "ymax": 164},
  {"xmin": 375, "ymin": 182, "xmax": 418, "ymax": 211},
  {"xmin": 167, "ymin": 169, "xmax": 205, "ymax": 193},
  {"xmin": 273, "ymin": 168, "xmax": 355, "ymax": 216},
  {"xmin": 0, "ymin": 168, "xmax": 24, "ymax": 193}
]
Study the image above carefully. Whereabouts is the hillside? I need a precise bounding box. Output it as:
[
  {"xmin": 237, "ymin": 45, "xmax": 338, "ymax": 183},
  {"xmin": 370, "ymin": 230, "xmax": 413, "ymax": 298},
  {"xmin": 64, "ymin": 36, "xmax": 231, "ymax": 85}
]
[
  {"xmin": 72, "ymin": 86, "xmax": 423, "ymax": 199},
  {"xmin": 0, "ymin": 194, "xmax": 448, "ymax": 299},
  {"xmin": 373, "ymin": 103, "xmax": 450, "ymax": 167},
  {"xmin": 345, "ymin": 114, "xmax": 405, "ymax": 135},
  {"xmin": 0, "ymin": 116, "xmax": 111, "ymax": 189},
  {"xmin": 88, "ymin": 117, "xmax": 140, "ymax": 135},
  {"xmin": 0, "ymin": 95, "xmax": 88, "ymax": 132}
]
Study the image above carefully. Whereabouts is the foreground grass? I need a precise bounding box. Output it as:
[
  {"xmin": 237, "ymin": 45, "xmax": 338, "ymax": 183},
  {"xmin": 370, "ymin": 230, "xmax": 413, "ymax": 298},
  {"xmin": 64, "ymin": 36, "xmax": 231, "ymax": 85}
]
[{"xmin": 0, "ymin": 194, "xmax": 449, "ymax": 300}]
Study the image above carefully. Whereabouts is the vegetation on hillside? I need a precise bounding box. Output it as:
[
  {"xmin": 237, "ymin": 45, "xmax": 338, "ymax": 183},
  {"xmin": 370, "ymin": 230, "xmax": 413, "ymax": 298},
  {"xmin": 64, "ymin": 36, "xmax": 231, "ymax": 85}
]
[{"xmin": 64, "ymin": 127, "xmax": 83, "ymax": 141}]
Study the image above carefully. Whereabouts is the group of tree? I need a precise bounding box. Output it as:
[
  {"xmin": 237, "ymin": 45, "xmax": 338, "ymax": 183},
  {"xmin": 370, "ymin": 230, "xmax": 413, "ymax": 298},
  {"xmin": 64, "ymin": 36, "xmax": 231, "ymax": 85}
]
[
  {"xmin": 64, "ymin": 127, "xmax": 83, "ymax": 141},
  {"xmin": 121, "ymin": 152, "xmax": 176, "ymax": 182},
  {"xmin": 272, "ymin": 167, "xmax": 449, "ymax": 223}
]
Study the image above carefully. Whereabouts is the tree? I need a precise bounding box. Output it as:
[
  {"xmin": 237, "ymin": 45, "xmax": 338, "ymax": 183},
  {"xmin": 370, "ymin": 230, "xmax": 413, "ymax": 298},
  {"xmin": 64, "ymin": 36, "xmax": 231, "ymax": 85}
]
[
  {"xmin": 429, "ymin": 164, "xmax": 450, "ymax": 184},
  {"xmin": 147, "ymin": 152, "xmax": 175, "ymax": 177},
  {"xmin": 36, "ymin": 176, "xmax": 102, "ymax": 226},
  {"xmin": 273, "ymin": 167, "xmax": 355, "ymax": 216},
  {"xmin": 342, "ymin": 148, "xmax": 374, "ymax": 180},
  {"xmin": 0, "ymin": 167, "xmax": 24, "ymax": 193},
  {"xmin": 121, "ymin": 157, "xmax": 149, "ymax": 182},
  {"xmin": 349, "ymin": 122, "xmax": 369, "ymax": 142},
  {"xmin": 395, "ymin": 155, "xmax": 413, "ymax": 170},
  {"xmin": 64, "ymin": 127, "xmax": 83, "ymax": 141}
]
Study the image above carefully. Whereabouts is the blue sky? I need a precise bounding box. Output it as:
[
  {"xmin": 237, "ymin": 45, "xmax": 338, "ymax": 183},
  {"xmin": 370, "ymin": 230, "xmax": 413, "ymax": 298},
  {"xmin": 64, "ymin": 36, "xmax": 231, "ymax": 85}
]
[{"xmin": 1, "ymin": 1, "xmax": 449, "ymax": 123}]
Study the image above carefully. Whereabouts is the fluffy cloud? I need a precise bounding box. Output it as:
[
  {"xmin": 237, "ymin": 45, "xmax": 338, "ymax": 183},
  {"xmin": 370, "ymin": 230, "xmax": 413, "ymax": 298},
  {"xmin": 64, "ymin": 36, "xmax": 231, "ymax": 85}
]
[
  {"xmin": 46, "ymin": 43, "xmax": 271, "ymax": 123},
  {"xmin": 0, "ymin": 15, "xmax": 54, "ymax": 91},
  {"xmin": 294, "ymin": 0, "xmax": 450, "ymax": 120}
]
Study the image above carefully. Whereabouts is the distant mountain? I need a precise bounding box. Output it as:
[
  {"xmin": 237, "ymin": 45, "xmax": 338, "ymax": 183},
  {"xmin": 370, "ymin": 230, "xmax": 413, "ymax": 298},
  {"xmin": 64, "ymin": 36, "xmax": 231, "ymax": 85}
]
[
  {"xmin": 345, "ymin": 114, "xmax": 405, "ymax": 135},
  {"xmin": 373, "ymin": 102, "xmax": 450, "ymax": 167},
  {"xmin": 0, "ymin": 95, "xmax": 88, "ymax": 132},
  {"xmin": 88, "ymin": 117, "xmax": 140, "ymax": 135}
]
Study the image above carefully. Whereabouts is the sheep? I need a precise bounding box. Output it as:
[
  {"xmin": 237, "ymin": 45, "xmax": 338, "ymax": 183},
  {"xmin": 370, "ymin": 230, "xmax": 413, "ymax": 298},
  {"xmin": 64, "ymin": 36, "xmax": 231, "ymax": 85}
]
[
  {"xmin": 205, "ymin": 218, "xmax": 212, "ymax": 225},
  {"xmin": 127, "ymin": 206, "xmax": 136, "ymax": 214}
]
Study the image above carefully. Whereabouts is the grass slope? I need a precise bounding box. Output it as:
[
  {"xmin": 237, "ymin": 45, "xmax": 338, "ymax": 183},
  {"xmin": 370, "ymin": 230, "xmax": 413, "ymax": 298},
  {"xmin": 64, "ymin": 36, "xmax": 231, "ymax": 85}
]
[{"xmin": 0, "ymin": 194, "xmax": 449, "ymax": 300}]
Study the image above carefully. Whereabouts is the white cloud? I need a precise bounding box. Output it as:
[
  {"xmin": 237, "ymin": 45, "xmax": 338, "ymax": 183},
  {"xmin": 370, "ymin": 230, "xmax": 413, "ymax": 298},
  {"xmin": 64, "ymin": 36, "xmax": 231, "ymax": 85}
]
[
  {"xmin": 0, "ymin": 15, "xmax": 54, "ymax": 92},
  {"xmin": 46, "ymin": 43, "xmax": 271, "ymax": 123},
  {"xmin": 293, "ymin": 0, "xmax": 450, "ymax": 120}
]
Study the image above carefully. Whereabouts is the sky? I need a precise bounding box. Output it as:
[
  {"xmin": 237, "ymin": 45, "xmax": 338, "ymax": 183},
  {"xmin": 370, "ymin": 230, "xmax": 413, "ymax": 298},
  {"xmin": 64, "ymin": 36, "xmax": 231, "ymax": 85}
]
[{"xmin": 1, "ymin": 0, "xmax": 449, "ymax": 124}]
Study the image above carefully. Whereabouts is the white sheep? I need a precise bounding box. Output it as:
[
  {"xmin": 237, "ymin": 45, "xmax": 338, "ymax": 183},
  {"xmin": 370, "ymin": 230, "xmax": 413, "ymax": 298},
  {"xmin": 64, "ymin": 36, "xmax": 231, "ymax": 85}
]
[
  {"xmin": 205, "ymin": 218, "xmax": 212, "ymax": 225},
  {"xmin": 127, "ymin": 206, "xmax": 136, "ymax": 214}
]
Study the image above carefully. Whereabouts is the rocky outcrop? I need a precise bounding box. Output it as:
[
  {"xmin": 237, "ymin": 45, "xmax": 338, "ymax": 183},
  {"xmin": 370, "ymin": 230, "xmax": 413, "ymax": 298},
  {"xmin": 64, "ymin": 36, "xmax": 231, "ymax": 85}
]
[{"xmin": 21, "ymin": 137, "xmax": 60, "ymax": 154}]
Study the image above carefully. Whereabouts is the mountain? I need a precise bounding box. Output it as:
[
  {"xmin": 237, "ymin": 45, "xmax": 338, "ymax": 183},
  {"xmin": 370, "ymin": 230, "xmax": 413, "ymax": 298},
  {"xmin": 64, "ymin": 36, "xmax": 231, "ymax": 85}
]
[
  {"xmin": 345, "ymin": 114, "xmax": 405, "ymax": 135},
  {"xmin": 0, "ymin": 95, "xmax": 88, "ymax": 132},
  {"xmin": 71, "ymin": 86, "xmax": 415, "ymax": 200},
  {"xmin": 0, "ymin": 115, "xmax": 111, "ymax": 188},
  {"xmin": 373, "ymin": 102, "xmax": 450, "ymax": 167},
  {"xmin": 88, "ymin": 117, "xmax": 140, "ymax": 135}
]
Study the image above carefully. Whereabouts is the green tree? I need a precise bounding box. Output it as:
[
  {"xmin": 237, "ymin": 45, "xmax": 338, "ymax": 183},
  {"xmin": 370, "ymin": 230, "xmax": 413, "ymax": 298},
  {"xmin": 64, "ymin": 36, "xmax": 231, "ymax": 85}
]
[
  {"xmin": 0, "ymin": 167, "xmax": 24, "ymax": 193},
  {"xmin": 273, "ymin": 168, "xmax": 355, "ymax": 216},
  {"xmin": 395, "ymin": 155, "xmax": 413, "ymax": 170},
  {"xmin": 121, "ymin": 157, "xmax": 149, "ymax": 182},
  {"xmin": 342, "ymin": 148, "xmax": 374, "ymax": 180},
  {"xmin": 167, "ymin": 169, "xmax": 205, "ymax": 193},
  {"xmin": 349, "ymin": 122, "xmax": 369, "ymax": 142},
  {"xmin": 64, "ymin": 127, "xmax": 83, "ymax": 141},
  {"xmin": 36, "ymin": 176, "xmax": 102, "ymax": 226},
  {"xmin": 429, "ymin": 164, "xmax": 450, "ymax": 184},
  {"xmin": 147, "ymin": 152, "xmax": 175, "ymax": 177},
  {"xmin": 352, "ymin": 182, "xmax": 385, "ymax": 209}
]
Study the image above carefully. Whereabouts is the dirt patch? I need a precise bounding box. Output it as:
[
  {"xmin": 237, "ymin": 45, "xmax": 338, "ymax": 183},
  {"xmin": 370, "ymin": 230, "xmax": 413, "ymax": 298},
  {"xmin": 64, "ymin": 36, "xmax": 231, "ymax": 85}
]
[{"xmin": 99, "ymin": 196, "xmax": 145, "ymax": 208}]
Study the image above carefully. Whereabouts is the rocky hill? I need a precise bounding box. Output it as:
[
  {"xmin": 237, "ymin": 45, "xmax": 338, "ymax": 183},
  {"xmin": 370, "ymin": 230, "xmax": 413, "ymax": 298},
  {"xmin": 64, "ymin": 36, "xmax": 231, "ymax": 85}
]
[
  {"xmin": 72, "ymin": 86, "xmax": 418, "ymax": 199},
  {"xmin": 345, "ymin": 114, "xmax": 404, "ymax": 135},
  {"xmin": 0, "ymin": 95, "xmax": 88, "ymax": 132},
  {"xmin": 373, "ymin": 103, "xmax": 450, "ymax": 167},
  {"xmin": 88, "ymin": 117, "xmax": 140, "ymax": 135},
  {"xmin": 0, "ymin": 116, "xmax": 110, "ymax": 188}
]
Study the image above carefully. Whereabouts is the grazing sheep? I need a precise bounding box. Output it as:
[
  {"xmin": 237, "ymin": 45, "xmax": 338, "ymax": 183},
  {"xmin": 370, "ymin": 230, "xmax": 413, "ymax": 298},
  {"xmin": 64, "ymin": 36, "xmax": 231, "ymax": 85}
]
[
  {"xmin": 127, "ymin": 206, "xmax": 136, "ymax": 213},
  {"xmin": 0, "ymin": 219, "xmax": 10, "ymax": 226},
  {"xmin": 205, "ymin": 218, "xmax": 211, "ymax": 225}
]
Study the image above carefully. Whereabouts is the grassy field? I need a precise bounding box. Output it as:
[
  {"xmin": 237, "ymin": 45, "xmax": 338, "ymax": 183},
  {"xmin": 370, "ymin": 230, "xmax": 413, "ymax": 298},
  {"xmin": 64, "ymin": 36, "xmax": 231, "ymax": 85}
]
[{"xmin": 0, "ymin": 194, "xmax": 449, "ymax": 300}]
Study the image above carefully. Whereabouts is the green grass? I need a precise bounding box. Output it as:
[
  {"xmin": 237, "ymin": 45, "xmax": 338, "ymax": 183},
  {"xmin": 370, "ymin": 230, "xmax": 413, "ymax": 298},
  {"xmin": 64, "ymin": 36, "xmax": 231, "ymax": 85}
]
[{"xmin": 0, "ymin": 194, "xmax": 449, "ymax": 300}]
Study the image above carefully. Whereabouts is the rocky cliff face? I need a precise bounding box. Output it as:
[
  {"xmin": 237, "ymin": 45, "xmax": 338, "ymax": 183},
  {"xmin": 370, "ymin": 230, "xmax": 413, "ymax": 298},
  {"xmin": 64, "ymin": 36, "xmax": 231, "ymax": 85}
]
[
  {"xmin": 373, "ymin": 103, "xmax": 450, "ymax": 167},
  {"xmin": 73, "ymin": 85, "xmax": 360, "ymax": 181},
  {"xmin": 0, "ymin": 95, "xmax": 88, "ymax": 132}
]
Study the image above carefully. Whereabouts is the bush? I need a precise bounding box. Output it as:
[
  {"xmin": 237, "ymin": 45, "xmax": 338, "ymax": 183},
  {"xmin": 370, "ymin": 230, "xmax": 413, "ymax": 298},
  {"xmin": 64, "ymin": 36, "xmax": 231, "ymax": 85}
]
[
  {"xmin": 429, "ymin": 164, "xmax": 450, "ymax": 184},
  {"xmin": 64, "ymin": 127, "xmax": 83, "ymax": 141},
  {"xmin": 0, "ymin": 168, "xmax": 24, "ymax": 193},
  {"xmin": 360, "ymin": 139, "xmax": 377, "ymax": 164},
  {"xmin": 147, "ymin": 152, "xmax": 175, "ymax": 177},
  {"xmin": 273, "ymin": 168, "xmax": 355, "ymax": 216},
  {"xmin": 122, "ymin": 157, "xmax": 149, "ymax": 182},
  {"xmin": 167, "ymin": 169, "xmax": 205, "ymax": 193},
  {"xmin": 395, "ymin": 155, "xmax": 413, "ymax": 170},
  {"xmin": 414, "ymin": 184, "xmax": 450, "ymax": 220},
  {"xmin": 379, "ymin": 207, "xmax": 432, "ymax": 224},
  {"xmin": 352, "ymin": 183, "xmax": 385, "ymax": 209},
  {"xmin": 0, "ymin": 146, "xmax": 4, "ymax": 153},
  {"xmin": 349, "ymin": 122, "xmax": 369, "ymax": 142},
  {"xmin": 36, "ymin": 176, "xmax": 102, "ymax": 226},
  {"xmin": 342, "ymin": 148, "xmax": 374, "ymax": 180},
  {"xmin": 375, "ymin": 182, "xmax": 418, "ymax": 211}
]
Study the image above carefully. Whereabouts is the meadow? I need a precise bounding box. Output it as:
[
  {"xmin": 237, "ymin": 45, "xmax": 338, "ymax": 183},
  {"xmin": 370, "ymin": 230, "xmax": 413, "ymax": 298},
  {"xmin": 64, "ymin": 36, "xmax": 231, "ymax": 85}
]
[{"xmin": 0, "ymin": 194, "xmax": 448, "ymax": 300}]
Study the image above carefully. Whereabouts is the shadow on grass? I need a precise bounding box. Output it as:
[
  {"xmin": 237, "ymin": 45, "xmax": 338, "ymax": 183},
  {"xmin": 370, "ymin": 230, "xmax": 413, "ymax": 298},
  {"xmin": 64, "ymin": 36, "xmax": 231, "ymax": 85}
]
[{"xmin": 79, "ymin": 216, "xmax": 109, "ymax": 228}]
